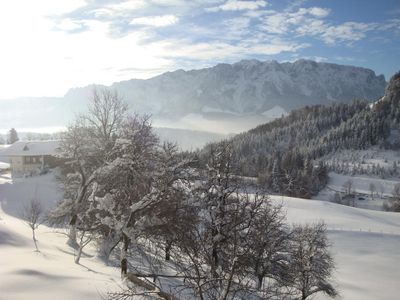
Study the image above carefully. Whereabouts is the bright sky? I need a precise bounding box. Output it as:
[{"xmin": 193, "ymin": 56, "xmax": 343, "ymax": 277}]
[{"xmin": 0, "ymin": 0, "xmax": 399, "ymax": 99}]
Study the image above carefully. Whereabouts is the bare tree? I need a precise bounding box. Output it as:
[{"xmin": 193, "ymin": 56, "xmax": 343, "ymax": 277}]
[
  {"xmin": 51, "ymin": 88, "xmax": 128, "ymax": 248},
  {"xmin": 342, "ymin": 179, "xmax": 355, "ymax": 206},
  {"xmin": 170, "ymin": 142, "xmax": 290, "ymax": 300},
  {"xmin": 104, "ymin": 141, "xmax": 338, "ymax": 300},
  {"xmin": 51, "ymin": 122, "xmax": 99, "ymax": 248},
  {"xmin": 83, "ymin": 115, "xmax": 159, "ymax": 275},
  {"xmin": 246, "ymin": 199, "xmax": 290, "ymax": 292},
  {"xmin": 288, "ymin": 223, "xmax": 338, "ymax": 300},
  {"xmin": 330, "ymin": 192, "xmax": 342, "ymax": 204},
  {"xmin": 379, "ymin": 183, "xmax": 385, "ymax": 199},
  {"xmin": 172, "ymin": 194, "xmax": 258, "ymax": 300},
  {"xmin": 369, "ymin": 182, "xmax": 376, "ymax": 200},
  {"xmin": 342, "ymin": 179, "xmax": 354, "ymax": 196},
  {"xmin": 84, "ymin": 87, "xmax": 128, "ymax": 152},
  {"xmin": 384, "ymin": 183, "xmax": 400, "ymax": 212},
  {"xmin": 143, "ymin": 142, "xmax": 196, "ymax": 261},
  {"xmin": 75, "ymin": 230, "xmax": 93, "ymax": 264},
  {"xmin": 22, "ymin": 198, "xmax": 44, "ymax": 252}
]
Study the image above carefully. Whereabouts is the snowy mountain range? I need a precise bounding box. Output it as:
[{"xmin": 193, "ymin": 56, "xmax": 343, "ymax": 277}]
[
  {"xmin": 66, "ymin": 59, "xmax": 386, "ymax": 116},
  {"xmin": 0, "ymin": 59, "xmax": 387, "ymax": 135}
]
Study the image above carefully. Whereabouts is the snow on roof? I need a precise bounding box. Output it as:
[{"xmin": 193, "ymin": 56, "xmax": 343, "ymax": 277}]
[{"xmin": 0, "ymin": 140, "xmax": 60, "ymax": 157}]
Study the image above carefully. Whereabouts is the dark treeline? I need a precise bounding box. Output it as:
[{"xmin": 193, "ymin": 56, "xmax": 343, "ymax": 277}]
[{"xmin": 201, "ymin": 72, "xmax": 400, "ymax": 198}]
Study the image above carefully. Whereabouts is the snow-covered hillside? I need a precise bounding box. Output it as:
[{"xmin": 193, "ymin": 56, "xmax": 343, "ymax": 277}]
[
  {"xmin": 270, "ymin": 195, "xmax": 400, "ymax": 300},
  {"xmin": 0, "ymin": 210, "xmax": 121, "ymax": 300},
  {"xmin": 1, "ymin": 173, "xmax": 399, "ymax": 300},
  {"xmin": 0, "ymin": 172, "xmax": 121, "ymax": 300}
]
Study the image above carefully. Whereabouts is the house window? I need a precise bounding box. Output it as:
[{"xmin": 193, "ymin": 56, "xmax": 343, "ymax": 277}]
[{"xmin": 24, "ymin": 156, "xmax": 41, "ymax": 164}]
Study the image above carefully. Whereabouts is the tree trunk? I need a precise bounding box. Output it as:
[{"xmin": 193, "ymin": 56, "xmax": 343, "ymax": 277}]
[
  {"xmin": 68, "ymin": 173, "xmax": 95, "ymax": 248},
  {"xmin": 97, "ymin": 235, "xmax": 120, "ymax": 264},
  {"xmin": 32, "ymin": 229, "xmax": 39, "ymax": 252},
  {"xmin": 67, "ymin": 215, "xmax": 79, "ymax": 248},
  {"xmin": 212, "ymin": 245, "xmax": 219, "ymax": 277},
  {"xmin": 218, "ymin": 258, "xmax": 237, "ymax": 300},
  {"xmin": 165, "ymin": 241, "xmax": 172, "ymax": 261},
  {"xmin": 302, "ymin": 289, "xmax": 307, "ymax": 300},
  {"xmin": 75, "ymin": 244, "xmax": 84, "ymax": 264},
  {"xmin": 121, "ymin": 233, "xmax": 130, "ymax": 277},
  {"xmin": 257, "ymin": 275, "xmax": 264, "ymax": 290}
]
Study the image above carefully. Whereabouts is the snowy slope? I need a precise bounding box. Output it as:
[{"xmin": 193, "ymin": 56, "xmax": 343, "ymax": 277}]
[
  {"xmin": 0, "ymin": 172, "xmax": 62, "ymax": 219},
  {"xmin": 270, "ymin": 195, "xmax": 400, "ymax": 300},
  {"xmin": 0, "ymin": 172, "xmax": 122, "ymax": 300},
  {"xmin": 0, "ymin": 209, "xmax": 122, "ymax": 300},
  {"xmin": 1, "ymin": 174, "xmax": 400, "ymax": 300}
]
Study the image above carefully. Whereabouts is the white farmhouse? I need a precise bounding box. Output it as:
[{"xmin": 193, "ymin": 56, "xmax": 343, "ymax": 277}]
[{"xmin": 0, "ymin": 140, "xmax": 60, "ymax": 177}]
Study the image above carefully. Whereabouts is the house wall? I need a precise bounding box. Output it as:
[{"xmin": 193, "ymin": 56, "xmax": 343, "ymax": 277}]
[
  {"xmin": 10, "ymin": 156, "xmax": 43, "ymax": 177},
  {"xmin": 10, "ymin": 157, "xmax": 24, "ymax": 174},
  {"xmin": 8, "ymin": 155, "xmax": 62, "ymax": 177}
]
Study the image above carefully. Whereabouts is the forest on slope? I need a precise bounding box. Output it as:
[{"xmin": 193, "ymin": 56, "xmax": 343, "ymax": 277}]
[{"xmin": 202, "ymin": 72, "xmax": 400, "ymax": 198}]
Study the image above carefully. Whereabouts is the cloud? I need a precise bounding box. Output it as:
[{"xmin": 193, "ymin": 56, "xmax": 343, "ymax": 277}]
[
  {"xmin": 54, "ymin": 19, "xmax": 88, "ymax": 32},
  {"xmin": 219, "ymin": 17, "xmax": 252, "ymax": 40},
  {"xmin": 296, "ymin": 18, "xmax": 376, "ymax": 45},
  {"xmin": 258, "ymin": 7, "xmax": 378, "ymax": 45},
  {"xmin": 0, "ymin": 0, "xmax": 398, "ymax": 98},
  {"xmin": 307, "ymin": 7, "xmax": 330, "ymax": 18},
  {"xmin": 320, "ymin": 22, "xmax": 375, "ymax": 45},
  {"xmin": 0, "ymin": 0, "xmax": 303, "ymax": 99},
  {"xmin": 88, "ymin": 0, "xmax": 147, "ymax": 18},
  {"xmin": 130, "ymin": 15, "xmax": 179, "ymax": 27},
  {"xmin": 260, "ymin": 7, "xmax": 330, "ymax": 34},
  {"xmin": 160, "ymin": 38, "xmax": 308, "ymax": 62},
  {"xmin": 334, "ymin": 56, "xmax": 358, "ymax": 62},
  {"xmin": 378, "ymin": 18, "xmax": 400, "ymax": 35},
  {"xmin": 109, "ymin": 0, "xmax": 147, "ymax": 11},
  {"xmin": 207, "ymin": 0, "xmax": 268, "ymax": 12},
  {"xmin": 289, "ymin": 55, "xmax": 328, "ymax": 63}
]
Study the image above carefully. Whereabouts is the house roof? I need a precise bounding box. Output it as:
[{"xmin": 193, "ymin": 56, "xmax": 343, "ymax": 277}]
[{"xmin": 0, "ymin": 140, "xmax": 60, "ymax": 157}]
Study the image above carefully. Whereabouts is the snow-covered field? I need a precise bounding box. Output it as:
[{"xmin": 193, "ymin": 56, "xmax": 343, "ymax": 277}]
[
  {"xmin": 1, "ymin": 173, "xmax": 400, "ymax": 300},
  {"xmin": 270, "ymin": 195, "xmax": 400, "ymax": 300},
  {"xmin": 0, "ymin": 172, "xmax": 62, "ymax": 218},
  {"xmin": 0, "ymin": 172, "xmax": 121, "ymax": 300},
  {"xmin": 316, "ymin": 172, "xmax": 400, "ymax": 211},
  {"xmin": 326, "ymin": 172, "xmax": 400, "ymax": 197},
  {"xmin": 0, "ymin": 209, "xmax": 121, "ymax": 300}
]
